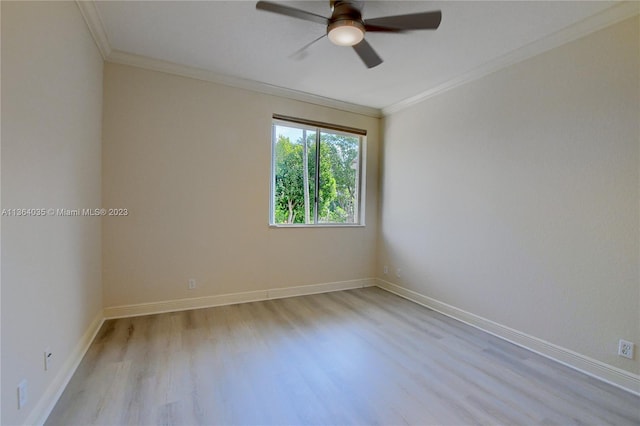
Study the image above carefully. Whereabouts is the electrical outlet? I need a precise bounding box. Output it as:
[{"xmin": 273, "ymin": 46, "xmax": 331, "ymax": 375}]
[
  {"xmin": 395, "ymin": 268, "xmax": 402, "ymax": 278},
  {"xmin": 383, "ymin": 265, "xmax": 388, "ymax": 275},
  {"xmin": 44, "ymin": 347, "xmax": 52, "ymax": 371},
  {"xmin": 618, "ymin": 339, "xmax": 634, "ymax": 359},
  {"xmin": 188, "ymin": 278, "xmax": 196, "ymax": 290},
  {"xmin": 17, "ymin": 380, "xmax": 27, "ymax": 409}
]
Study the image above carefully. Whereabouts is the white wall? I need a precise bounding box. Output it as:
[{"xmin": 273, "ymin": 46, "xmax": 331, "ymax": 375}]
[
  {"xmin": 1, "ymin": 2, "xmax": 104, "ymax": 424},
  {"xmin": 102, "ymin": 63, "xmax": 379, "ymax": 308},
  {"xmin": 379, "ymin": 16, "xmax": 639, "ymax": 376}
]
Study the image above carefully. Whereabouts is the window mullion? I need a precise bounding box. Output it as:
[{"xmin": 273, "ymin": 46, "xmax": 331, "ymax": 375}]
[{"xmin": 313, "ymin": 129, "xmax": 321, "ymax": 224}]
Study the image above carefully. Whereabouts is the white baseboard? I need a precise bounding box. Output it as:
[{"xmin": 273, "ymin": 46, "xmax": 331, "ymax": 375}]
[
  {"xmin": 28, "ymin": 279, "xmax": 374, "ymax": 424},
  {"xmin": 30, "ymin": 278, "xmax": 636, "ymax": 426},
  {"xmin": 26, "ymin": 311, "xmax": 105, "ymax": 426},
  {"xmin": 104, "ymin": 278, "xmax": 376, "ymax": 319},
  {"xmin": 376, "ymin": 279, "xmax": 640, "ymax": 397}
]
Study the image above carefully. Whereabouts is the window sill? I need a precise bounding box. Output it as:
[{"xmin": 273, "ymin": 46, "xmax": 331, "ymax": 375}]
[{"xmin": 269, "ymin": 224, "xmax": 365, "ymax": 229}]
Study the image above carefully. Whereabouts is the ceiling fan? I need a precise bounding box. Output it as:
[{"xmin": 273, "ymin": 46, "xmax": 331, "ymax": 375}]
[{"xmin": 255, "ymin": 0, "xmax": 442, "ymax": 68}]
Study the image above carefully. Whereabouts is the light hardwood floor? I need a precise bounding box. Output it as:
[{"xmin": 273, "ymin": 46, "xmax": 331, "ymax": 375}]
[{"xmin": 46, "ymin": 287, "xmax": 640, "ymax": 425}]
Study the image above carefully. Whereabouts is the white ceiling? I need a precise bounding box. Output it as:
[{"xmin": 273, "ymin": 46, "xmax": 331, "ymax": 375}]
[{"xmin": 94, "ymin": 1, "xmax": 621, "ymax": 111}]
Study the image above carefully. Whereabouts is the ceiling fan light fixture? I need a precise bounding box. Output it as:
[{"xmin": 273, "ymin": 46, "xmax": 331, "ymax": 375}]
[{"xmin": 327, "ymin": 20, "xmax": 365, "ymax": 46}]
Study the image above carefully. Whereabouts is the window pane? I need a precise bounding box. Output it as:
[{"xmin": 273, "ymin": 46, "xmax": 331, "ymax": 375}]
[
  {"xmin": 273, "ymin": 124, "xmax": 316, "ymax": 224},
  {"xmin": 318, "ymin": 132, "xmax": 360, "ymax": 224}
]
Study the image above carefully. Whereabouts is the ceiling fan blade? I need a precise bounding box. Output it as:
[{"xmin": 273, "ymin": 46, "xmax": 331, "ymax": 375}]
[
  {"xmin": 363, "ymin": 24, "xmax": 406, "ymax": 33},
  {"xmin": 256, "ymin": 1, "xmax": 329, "ymax": 25},
  {"xmin": 352, "ymin": 39, "xmax": 382, "ymax": 69},
  {"xmin": 290, "ymin": 34, "xmax": 327, "ymax": 59},
  {"xmin": 365, "ymin": 10, "xmax": 441, "ymax": 31}
]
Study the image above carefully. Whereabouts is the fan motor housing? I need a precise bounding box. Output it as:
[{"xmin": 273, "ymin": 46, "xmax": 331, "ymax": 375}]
[
  {"xmin": 329, "ymin": 0, "xmax": 365, "ymax": 37},
  {"xmin": 330, "ymin": 1, "xmax": 363, "ymax": 22}
]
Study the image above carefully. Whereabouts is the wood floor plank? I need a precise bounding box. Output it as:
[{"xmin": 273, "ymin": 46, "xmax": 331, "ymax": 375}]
[{"xmin": 46, "ymin": 287, "xmax": 640, "ymax": 426}]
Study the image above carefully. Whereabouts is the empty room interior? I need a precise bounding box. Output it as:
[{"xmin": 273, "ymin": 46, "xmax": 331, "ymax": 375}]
[{"xmin": 1, "ymin": 1, "xmax": 639, "ymax": 425}]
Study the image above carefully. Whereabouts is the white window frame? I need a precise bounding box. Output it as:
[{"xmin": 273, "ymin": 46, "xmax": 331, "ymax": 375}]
[{"xmin": 269, "ymin": 115, "xmax": 366, "ymax": 228}]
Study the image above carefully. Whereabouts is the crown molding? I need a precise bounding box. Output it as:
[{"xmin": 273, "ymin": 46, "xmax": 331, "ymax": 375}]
[
  {"xmin": 76, "ymin": 0, "xmax": 111, "ymax": 59},
  {"xmin": 76, "ymin": 0, "xmax": 380, "ymax": 117},
  {"xmin": 106, "ymin": 50, "xmax": 382, "ymax": 118},
  {"xmin": 382, "ymin": 1, "xmax": 640, "ymax": 116},
  {"xmin": 77, "ymin": 0, "xmax": 636, "ymax": 119}
]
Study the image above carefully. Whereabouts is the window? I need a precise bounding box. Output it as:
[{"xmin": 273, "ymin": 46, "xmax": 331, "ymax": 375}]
[{"xmin": 270, "ymin": 115, "xmax": 365, "ymax": 226}]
